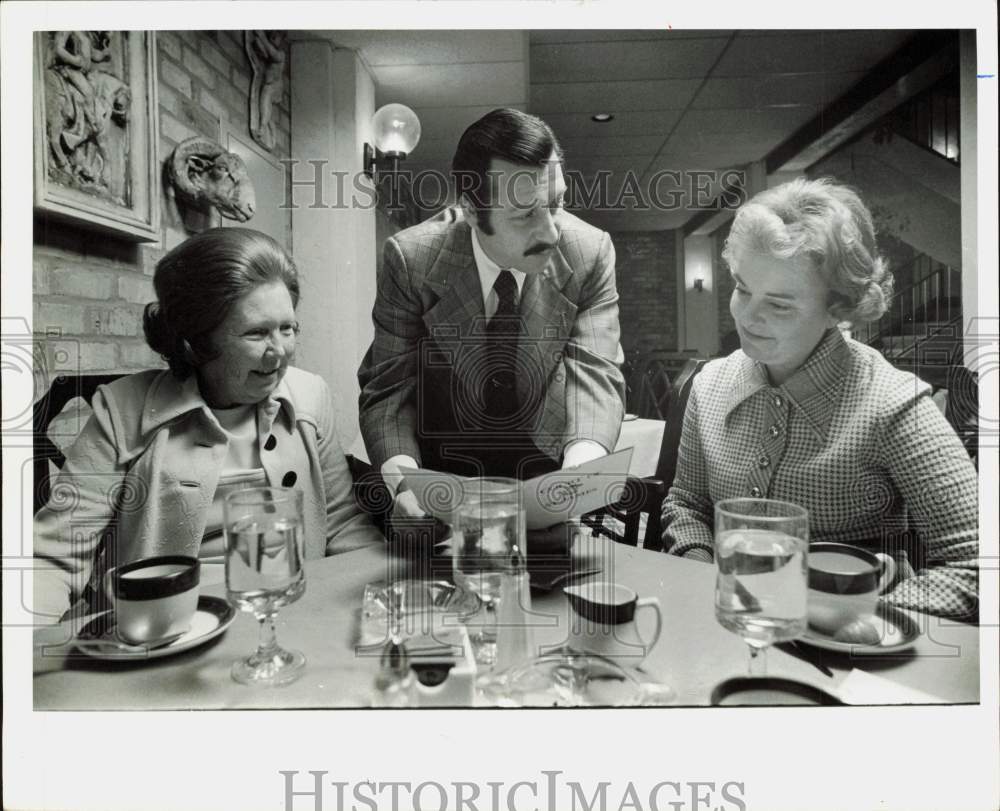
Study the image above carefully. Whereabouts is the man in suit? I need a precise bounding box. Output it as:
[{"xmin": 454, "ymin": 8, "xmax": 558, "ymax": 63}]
[{"xmin": 358, "ymin": 108, "xmax": 625, "ymax": 524}]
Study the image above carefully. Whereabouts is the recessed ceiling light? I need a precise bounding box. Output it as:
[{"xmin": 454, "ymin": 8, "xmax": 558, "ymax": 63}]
[{"xmin": 591, "ymin": 113, "xmax": 614, "ymax": 123}]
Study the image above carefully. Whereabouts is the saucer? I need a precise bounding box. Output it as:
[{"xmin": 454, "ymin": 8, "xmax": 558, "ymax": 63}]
[
  {"xmin": 74, "ymin": 595, "xmax": 236, "ymax": 660},
  {"xmin": 799, "ymin": 604, "xmax": 919, "ymax": 654}
]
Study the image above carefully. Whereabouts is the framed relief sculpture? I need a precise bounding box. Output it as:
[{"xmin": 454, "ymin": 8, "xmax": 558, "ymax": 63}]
[{"xmin": 33, "ymin": 31, "xmax": 160, "ymax": 241}]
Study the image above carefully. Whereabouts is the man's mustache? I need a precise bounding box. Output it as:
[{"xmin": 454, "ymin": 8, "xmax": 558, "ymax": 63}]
[{"xmin": 524, "ymin": 242, "xmax": 557, "ymax": 257}]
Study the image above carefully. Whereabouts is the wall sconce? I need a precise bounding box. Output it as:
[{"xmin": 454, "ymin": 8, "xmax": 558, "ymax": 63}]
[
  {"xmin": 363, "ymin": 103, "xmax": 422, "ymax": 179},
  {"xmin": 693, "ymin": 278, "xmax": 704, "ymax": 292}
]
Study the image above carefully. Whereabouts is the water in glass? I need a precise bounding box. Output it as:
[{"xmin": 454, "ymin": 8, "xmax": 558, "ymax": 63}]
[
  {"xmin": 225, "ymin": 516, "xmax": 305, "ymax": 614},
  {"xmin": 454, "ymin": 501, "xmax": 520, "ymax": 601},
  {"xmin": 715, "ymin": 528, "xmax": 807, "ymax": 647}
]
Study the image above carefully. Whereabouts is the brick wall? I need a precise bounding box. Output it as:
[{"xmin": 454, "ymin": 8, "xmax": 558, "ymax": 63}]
[
  {"xmin": 33, "ymin": 31, "xmax": 292, "ymax": 377},
  {"xmin": 609, "ymin": 230, "xmax": 678, "ymax": 356}
]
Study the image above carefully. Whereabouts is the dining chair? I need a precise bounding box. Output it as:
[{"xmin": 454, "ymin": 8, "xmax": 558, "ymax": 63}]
[
  {"xmin": 651, "ymin": 358, "xmax": 709, "ymax": 487},
  {"xmin": 346, "ymin": 453, "xmax": 392, "ymax": 536},
  {"xmin": 582, "ymin": 357, "xmax": 708, "ymax": 550},
  {"xmin": 942, "ymin": 365, "xmax": 978, "ymax": 466},
  {"xmin": 631, "ymin": 356, "xmax": 675, "ymax": 420},
  {"xmin": 33, "ymin": 373, "xmax": 125, "ymax": 514}
]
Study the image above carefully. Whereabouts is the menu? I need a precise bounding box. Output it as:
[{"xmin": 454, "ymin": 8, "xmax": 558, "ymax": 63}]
[{"xmin": 399, "ymin": 447, "xmax": 633, "ymax": 529}]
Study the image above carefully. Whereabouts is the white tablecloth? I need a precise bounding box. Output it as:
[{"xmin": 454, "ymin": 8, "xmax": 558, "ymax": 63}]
[
  {"xmin": 33, "ymin": 542, "xmax": 981, "ymax": 709},
  {"xmin": 615, "ymin": 417, "xmax": 665, "ymax": 477}
]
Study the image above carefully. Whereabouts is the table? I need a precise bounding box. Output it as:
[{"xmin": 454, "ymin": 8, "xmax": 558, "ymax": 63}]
[
  {"xmin": 346, "ymin": 418, "xmax": 666, "ymax": 478},
  {"xmin": 33, "ymin": 540, "xmax": 979, "ymax": 709}
]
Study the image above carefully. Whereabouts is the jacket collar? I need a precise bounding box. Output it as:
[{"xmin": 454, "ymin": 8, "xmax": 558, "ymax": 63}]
[
  {"xmin": 423, "ymin": 212, "xmax": 574, "ymax": 336},
  {"xmin": 724, "ymin": 328, "xmax": 850, "ymax": 440},
  {"xmin": 140, "ymin": 370, "xmax": 297, "ymax": 439}
]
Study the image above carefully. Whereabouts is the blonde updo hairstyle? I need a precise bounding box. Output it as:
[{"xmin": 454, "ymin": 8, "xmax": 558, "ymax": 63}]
[{"xmin": 721, "ymin": 177, "xmax": 893, "ymax": 325}]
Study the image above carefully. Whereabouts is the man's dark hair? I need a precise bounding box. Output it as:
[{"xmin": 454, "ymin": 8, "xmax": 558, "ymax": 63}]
[{"xmin": 452, "ymin": 108, "xmax": 563, "ymax": 235}]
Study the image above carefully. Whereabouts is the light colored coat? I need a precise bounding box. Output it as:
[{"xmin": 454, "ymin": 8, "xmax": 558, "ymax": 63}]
[{"xmin": 33, "ymin": 367, "xmax": 382, "ymax": 622}]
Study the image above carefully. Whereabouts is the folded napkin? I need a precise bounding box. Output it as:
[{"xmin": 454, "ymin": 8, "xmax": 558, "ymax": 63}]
[{"xmin": 835, "ymin": 669, "xmax": 946, "ymax": 705}]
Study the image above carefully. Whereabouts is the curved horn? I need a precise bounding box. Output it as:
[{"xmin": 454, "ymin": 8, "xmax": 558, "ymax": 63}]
[{"xmin": 169, "ymin": 137, "xmax": 226, "ymax": 198}]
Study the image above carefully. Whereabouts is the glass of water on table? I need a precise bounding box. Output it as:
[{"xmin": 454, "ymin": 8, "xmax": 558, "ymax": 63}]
[
  {"xmin": 224, "ymin": 487, "xmax": 306, "ymax": 685},
  {"xmin": 714, "ymin": 498, "xmax": 809, "ymax": 675},
  {"xmin": 452, "ymin": 477, "xmax": 524, "ymax": 666}
]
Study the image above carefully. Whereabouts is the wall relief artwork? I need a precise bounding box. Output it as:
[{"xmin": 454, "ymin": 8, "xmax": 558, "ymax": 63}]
[
  {"xmin": 34, "ymin": 31, "xmax": 159, "ymax": 241},
  {"xmin": 165, "ymin": 136, "xmax": 256, "ymax": 232},
  {"xmin": 245, "ymin": 30, "xmax": 287, "ymax": 153}
]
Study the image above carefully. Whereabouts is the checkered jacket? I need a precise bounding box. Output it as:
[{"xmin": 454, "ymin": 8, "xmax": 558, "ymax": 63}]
[
  {"xmin": 662, "ymin": 328, "xmax": 979, "ymax": 619},
  {"xmin": 357, "ymin": 207, "xmax": 625, "ymax": 470}
]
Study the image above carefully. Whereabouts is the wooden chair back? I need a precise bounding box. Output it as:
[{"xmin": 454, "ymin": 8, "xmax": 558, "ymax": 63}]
[
  {"xmin": 33, "ymin": 373, "xmax": 124, "ymax": 514},
  {"xmin": 653, "ymin": 358, "xmax": 709, "ymax": 487},
  {"xmin": 583, "ymin": 358, "xmax": 708, "ymax": 550}
]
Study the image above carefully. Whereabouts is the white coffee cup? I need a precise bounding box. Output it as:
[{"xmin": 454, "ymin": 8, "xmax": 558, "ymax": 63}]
[
  {"xmin": 104, "ymin": 555, "xmax": 200, "ymax": 645},
  {"xmin": 808, "ymin": 543, "xmax": 896, "ymax": 636},
  {"xmin": 562, "ymin": 581, "xmax": 663, "ymax": 664}
]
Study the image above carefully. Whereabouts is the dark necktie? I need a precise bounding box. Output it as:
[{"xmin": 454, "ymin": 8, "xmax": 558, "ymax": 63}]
[{"xmin": 484, "ymin": 270, "xmax": 520, "ymax": 425}]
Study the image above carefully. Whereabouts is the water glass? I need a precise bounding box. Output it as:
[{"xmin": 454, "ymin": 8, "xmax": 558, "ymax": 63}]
[
  {"xmin": 224, "ymin": 486, "xmax": 306, "ymax": 685},
  {"xmin": 452, "ymin": 477, "xmax": 524, "ymax": 665},
  {"xmin": 714, "ymin": 497, "xmax": 809, "ymax": 675}
]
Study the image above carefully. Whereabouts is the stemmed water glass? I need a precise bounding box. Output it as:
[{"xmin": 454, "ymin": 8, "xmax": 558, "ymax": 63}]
[
  {"xmin": 224, "ymin": 486, "xmax": 306, "ymax": 685},
  {"xmin": 452, "ymin": 477, "xmax": 523, "ymax": 666},
  {"xmin": 714, "ymin": 498, "xmax": 809, "ymax": 675}
]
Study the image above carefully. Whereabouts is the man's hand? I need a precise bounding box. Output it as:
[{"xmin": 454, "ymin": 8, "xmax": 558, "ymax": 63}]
[
  {"xmin": 387, "ymin": 487, "xmax": 451, "ymax": 549},
  {"xmin": 391, "ymin": 488, "xmax": 425, "ymax": 521},
  {"xmin": 562, "ymin": 439, "xmax": 608, "ymax": 469}
]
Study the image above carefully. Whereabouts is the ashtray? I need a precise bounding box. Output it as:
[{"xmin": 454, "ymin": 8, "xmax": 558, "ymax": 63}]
[{"xmin": 360, "ymin": 579, "xmax": 481, "ymax": 647}]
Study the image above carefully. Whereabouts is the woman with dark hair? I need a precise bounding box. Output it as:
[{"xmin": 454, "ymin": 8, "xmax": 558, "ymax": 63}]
[
  {"xmin": 661, "ymin": 178, "xmax": 978, "ymax": 619},
  {"xmin": 34, "ymin": 228, "xmax": 382, "ymax": 623}
]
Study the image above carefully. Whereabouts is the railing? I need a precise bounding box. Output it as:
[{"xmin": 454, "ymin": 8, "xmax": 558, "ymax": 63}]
[
  {"xmin": 855, "ymin": 257, "xmax": 962, "ymax": 362},
  {"xmin": 881, "ymin": 75, "xmax": 960, "ymax": 163}
]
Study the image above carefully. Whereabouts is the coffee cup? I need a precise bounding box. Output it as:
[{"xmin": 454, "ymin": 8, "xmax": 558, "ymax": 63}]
[
  {"xmin": 562, "ymin": 581, "xmax": 662, "ymax": 664},
  {"xmin": 807, "ymin": 543, "xmax": 896, "ymax": 636},
  {"xmin": 104, "ymin": 556, "xmax": 200, "ymax": 645}
]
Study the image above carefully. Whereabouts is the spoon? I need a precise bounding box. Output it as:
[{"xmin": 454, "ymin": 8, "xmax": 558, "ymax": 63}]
[
  {"xmin": 530, "ymin": 567, "xmax": 602, "ymax": 593},
  {"xmin": 775, "ymin": 640, "xmax": 834, "ymax": 678},
  {"xmin": 75, "ymin": 631, "xmax": 186, "ymax": 655}
]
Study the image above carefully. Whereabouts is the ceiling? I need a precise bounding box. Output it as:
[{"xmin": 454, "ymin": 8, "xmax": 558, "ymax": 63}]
[{"xmin": 315, "ymin": 29, "xmax": 916, "ymax": 231}]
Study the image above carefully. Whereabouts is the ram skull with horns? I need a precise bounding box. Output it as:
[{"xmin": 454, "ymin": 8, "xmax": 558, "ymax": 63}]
[{"xmin": 166, "ymin": 137, "xmax": 256, "ymax": 223}]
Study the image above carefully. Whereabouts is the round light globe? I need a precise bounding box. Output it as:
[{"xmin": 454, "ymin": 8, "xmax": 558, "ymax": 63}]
[{"xmin": 372, "ymin": 103, "xmax": 421, "ymax": 157}]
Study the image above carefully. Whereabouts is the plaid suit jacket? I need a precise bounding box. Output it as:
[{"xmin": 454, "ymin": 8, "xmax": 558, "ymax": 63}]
[{"xmin": 357, "ymin": 207, "xmax": 625, "ymax": 472}]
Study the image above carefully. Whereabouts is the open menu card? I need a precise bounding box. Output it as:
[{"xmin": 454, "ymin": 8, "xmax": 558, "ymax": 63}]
[{"xmin": 399, "ymin": 447, "xmax": 633, "ymax": 529}]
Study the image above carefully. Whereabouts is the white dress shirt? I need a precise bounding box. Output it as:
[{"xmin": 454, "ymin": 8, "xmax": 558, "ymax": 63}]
[{"xmin": 471, "ymin": 228, "xmax": 526, "ymax": 318}]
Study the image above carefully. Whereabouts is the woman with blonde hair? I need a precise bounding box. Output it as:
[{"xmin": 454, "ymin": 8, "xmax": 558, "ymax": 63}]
[{"xmin": 662, "ymin": 177, "xmax": 977, "ymax": 618}]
